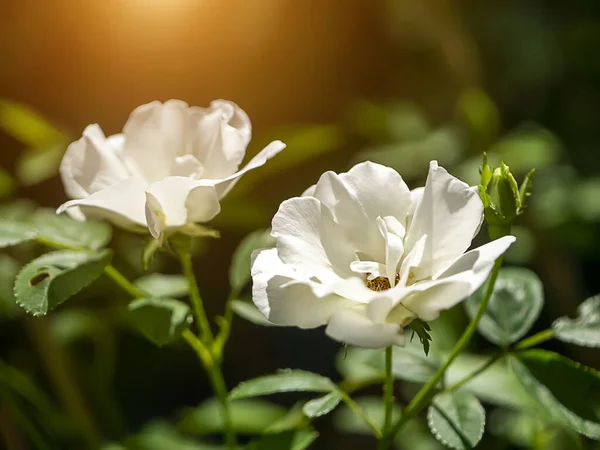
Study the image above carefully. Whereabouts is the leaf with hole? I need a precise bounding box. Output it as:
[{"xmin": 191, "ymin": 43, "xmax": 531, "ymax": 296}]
[
  {"xmin": 14, "ymin": 250, "xmax": 112, "ymax": 316},
  {"xmin": 128, "ymin": 298, "xmax": 191, "ymax": 347},
  {"xmin": 302, "ymin": 391, "xmax": 342, "ymax": 418},
  {"xmin": 466, "ymin": 267, "xmax": 543, "ymax": 345},
  {"xmin": 230, "ymin": 370, "xmax": 336, "ymax": 400},
  {"xmin": 553, "ymin": 295, "xmax": 600, "ymax": 347},
  {"xmin": 134, "ymin": 274, "xmax": 189, "ymax": 298},
  {"xmin": 427, "ymin": 391, "xmax": 485, "ymax": 449},
  {"xmin": 511, "ymin": 350, "xmax": 600, "ymax": 439}
]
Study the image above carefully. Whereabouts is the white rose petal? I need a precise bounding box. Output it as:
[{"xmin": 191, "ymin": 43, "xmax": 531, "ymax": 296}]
[
  {"xmin": 57, "ymin": 99, "xmax": 285, "ymax": 239},
  {"xmin": 251, "ymin": 160, "xmax": 515, "ymax": 348}
]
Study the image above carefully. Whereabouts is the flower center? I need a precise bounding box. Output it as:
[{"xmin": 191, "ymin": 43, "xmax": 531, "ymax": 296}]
[{"xmin": 366, "ymin": 273, "xmax": 401, "ymax": 291}]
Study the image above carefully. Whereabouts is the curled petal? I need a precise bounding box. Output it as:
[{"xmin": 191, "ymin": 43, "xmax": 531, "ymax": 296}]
[
  {"xmin": 213, "ymin": 140, "xmax": 286, "ymax": 199},
  {"xmin": 56, "ymin": 177, "xmax": 147, "ymax": 229},
  {"xmin": 190, "ymin": 100, "xmax": 252, "ymax": 179},
  {"xmin": 144, "ymin": 177, "xmax": 220, "ymax": 239},
  {"xmin": 60, "ymin": 125, "xmax": 129, "ymax": 199}
]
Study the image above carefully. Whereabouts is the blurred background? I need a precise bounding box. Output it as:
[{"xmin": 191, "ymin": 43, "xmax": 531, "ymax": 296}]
[{"xmin": 1, "ymin": 0, "xmax": 600, "ymax": 448}]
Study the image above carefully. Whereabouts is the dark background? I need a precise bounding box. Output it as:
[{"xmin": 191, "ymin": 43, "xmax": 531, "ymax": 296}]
[{"xmin": 2, "ymin": 1, "xmax": 600, "ymax": 448}]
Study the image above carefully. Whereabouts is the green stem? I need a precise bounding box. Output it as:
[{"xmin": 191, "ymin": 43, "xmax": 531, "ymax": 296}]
[
  {"xmin": 179, "ymin": 252, "xmax": 213, "ymax": 344},
  {"xmin": 25, "ymin": 318, "xmax": 100, "ymax": 448},
  {"xmin": 447, "ymin": 353, "xmax": 503, "ymax": 393},
  {"xmin": 104, "ymin": 265, "xmax": 144, "ymax": 298},
  {"xmin": 383, "ymin": 347, "xmax": 394, "ymax": 433},
  {"xmin": 340, "ymin": 391, "xmax": 382, "ymax": 439},
  {"xmin": 514, "ymin": 329, "xmax": 554, "ymax": 350},
  {"xmin": 381, "ymin": 257, "xmax": 504, "ymax": 448}
]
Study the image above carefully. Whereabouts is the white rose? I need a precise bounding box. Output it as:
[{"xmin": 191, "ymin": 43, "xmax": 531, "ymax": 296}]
[
  {"xmin": 57, "ymin": 99, "xmax": 285, "ymax": 239},
  {"xmin": 251, "ymin": 161, "xmax": 515, "ymax": 348}
]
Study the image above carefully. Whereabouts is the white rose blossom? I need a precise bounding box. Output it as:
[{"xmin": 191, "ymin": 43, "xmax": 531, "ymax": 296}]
[
  {"xmin": 57, "ymin": 99, "xmax": 285, "ymax": 239},
  {"xmin": 251, "ymin": 161, "xmax": 515, "ymax": 348}
]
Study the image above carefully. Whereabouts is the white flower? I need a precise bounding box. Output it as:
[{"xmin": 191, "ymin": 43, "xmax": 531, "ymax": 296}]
[
  {"xmin": 251, "ymin": 161, "xmax": 515, "ymax": 348},
  {"xmin": 57, "ymin": 99, "xmax": 285, "ymax": 239}
]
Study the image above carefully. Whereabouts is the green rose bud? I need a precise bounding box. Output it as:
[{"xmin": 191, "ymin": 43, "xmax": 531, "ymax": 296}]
[{"xmin": 478, "ymin": 153, "xmax": 535, "ymax": 239}]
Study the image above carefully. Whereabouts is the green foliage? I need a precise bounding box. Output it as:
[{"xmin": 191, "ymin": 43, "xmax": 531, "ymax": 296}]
[
  {"xmin": 118, "ymin": 421, "xmax": 222, "ymax": 450},
  {"xmin": 333, "ymin": 397, "xmax": 401, "ymax": 435},
  {"xmin": 229, "ymin": 370, "xmax": 336, "ymax": 400},
  {"xmin": 410, "ymin": 318, "xmax": 433, "ymax": 356},
  {"xmin": 0, "ymin": 220, "xmax": 37, "ymax": 248},
  {"xmin": 0, "ymin": 208, "xmax": 112, "ymax": 250},
  {"xmin": 229, "ymin": 229, "xmax": 274, "ymax": 293},
  {"xmin": 178, "ymin": 398, "xmax": 287, "ymax": 436},
  {"xmin": 553, "ymin": 295, "xmax": 600, "ymax": 347},
  {"xmin": 337, "ymin": 341, "xmax": 441, "ymax": 385},
  {"xmin": 511, "ymin": 350, "xmax": 600, "ymax": 439},
  {"xmin": 128, "ymin": 298, "xmax": 191, "ymax": 347},
  {"xmin": 134, "ymin": 274, "xmax": 189, "ymax": 298},
  {"xmin": 230, "ymin": 299, "xmax": 277, "ymax": 327},
  {"xmin": 427, "ymin": 391, "xmax": 485, "ymax": 450},
  {"xmin": 455, "ymin": 87, "xmax": 500, "ymax": 152},
  {"xmin": 466, "ymin": 267, "xmax": 544, "ymax": 346},
  {"xmin": 14, "ymin": 250, "xmax": 112, "ymax": 315},
  {"xmin": 245, "ymin": 430, "xmax": 319, "ymax": 450},
  {"xmin": 33, "ymin": 210, "xmax": 113, "ymax": 250},
  {"xmin": 302, "ymin": 391, "xmax": 342, "ymax": 418}
]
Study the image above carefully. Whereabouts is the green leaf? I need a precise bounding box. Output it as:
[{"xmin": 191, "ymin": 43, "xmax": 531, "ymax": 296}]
[
  {"xmin": 409, "ymin": 318, "xmax": 432, "ymax": 356},
  {"xmin": 553, "ymin": 295, "xmax": 600, "ymax": 347},
  {"xmin": 0, "ymin": 220, "xmax": 38, "ymax": 248},
  {"xmin": 178, "ymin": 398, "xmax": 286, "ymax": 435},
  {"xmin": 229, "ymin": 229, "xmax": 274, "ymax": 293},
  {"xmin": 229, "ymin": 370, "xmax": 336, "ymax": 400},
  {"xmin": 134, "ymin": 274, "xmax": 188, "ymax": 298},
  {"xmin": 14, "ymin": 250, "xmax": 112, "ymax": 316},
  {"xmin": 511, "ymin": 350, "xmax": 600, "ymax": 439},
  {"xmin": 230, "ymin": 299, "xmax": 278, "ymax": 327},
  {"xmin": 427, "ymin": 391, "xmax": 485, "ymax": 450},
  {"xmin": 333, "ymin": 397, "xmax": 401, "ymax": 435},
  {"xmin": 466, "ymin": 267, "xmax": 543, "ymax": 345},
  {"xmin": 34, "ymin": 210, "xmax": 112, "ymax": 250},
  {"xmin": 446, "ymin": 353, "xmax": 531, "ymax": 408},
  {"xmin": 396, "ymin": 419, "xmax": 445, "ymax": 450},
  {"xmin": 302, "ymin": 391, "xmax": 342, "ymax": 418},
  {"xmin": 128, "ymin": 298, "xmax": 191, "ymax": 347},
  {"xmin": 246, "ymin": 430, "xmax": 318, "ymax": 450}
]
